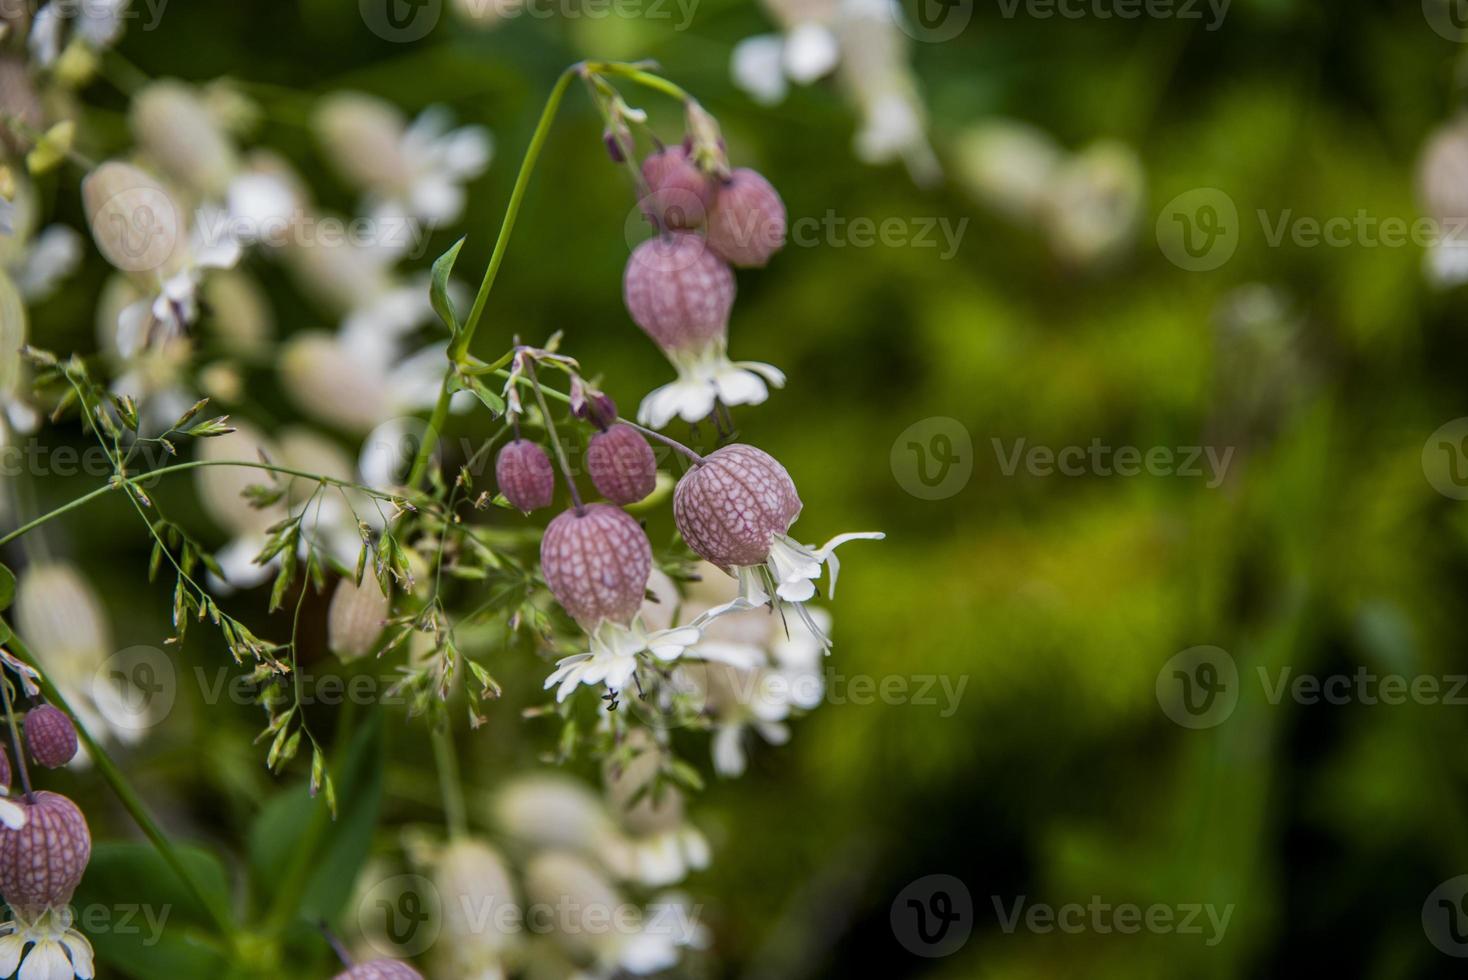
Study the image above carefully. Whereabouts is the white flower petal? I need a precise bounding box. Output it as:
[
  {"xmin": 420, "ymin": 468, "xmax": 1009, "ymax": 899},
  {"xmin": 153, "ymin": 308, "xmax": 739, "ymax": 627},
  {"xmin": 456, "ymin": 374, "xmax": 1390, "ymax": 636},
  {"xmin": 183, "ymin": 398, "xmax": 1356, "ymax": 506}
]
[{"xmin": 731, "ymin": 35, "xmax": 789, "ymax": 105}]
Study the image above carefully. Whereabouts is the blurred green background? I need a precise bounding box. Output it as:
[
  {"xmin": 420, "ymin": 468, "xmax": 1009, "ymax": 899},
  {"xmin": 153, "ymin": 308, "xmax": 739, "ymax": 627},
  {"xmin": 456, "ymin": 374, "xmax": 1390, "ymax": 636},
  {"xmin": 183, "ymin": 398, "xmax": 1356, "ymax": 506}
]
[{"xmin": 12, "ymin": 0, "xmax": 1468, "ymax": 976}]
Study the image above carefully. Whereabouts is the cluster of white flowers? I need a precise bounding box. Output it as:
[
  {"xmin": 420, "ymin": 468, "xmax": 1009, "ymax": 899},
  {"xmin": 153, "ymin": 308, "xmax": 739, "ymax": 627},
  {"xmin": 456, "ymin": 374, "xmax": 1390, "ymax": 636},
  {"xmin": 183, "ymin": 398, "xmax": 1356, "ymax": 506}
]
[{"xmin": 732, "ymin": 0, "xmax": 940, "ymax": 182}]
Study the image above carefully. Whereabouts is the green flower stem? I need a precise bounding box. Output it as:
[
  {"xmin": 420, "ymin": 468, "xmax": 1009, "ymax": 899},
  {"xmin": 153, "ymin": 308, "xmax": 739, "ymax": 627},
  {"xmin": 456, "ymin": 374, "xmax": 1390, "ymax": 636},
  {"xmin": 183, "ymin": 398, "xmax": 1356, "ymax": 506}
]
[
  {"xmin": 524, "ymin": 358, "xmax": 585, "ymax": 513},
  {"xmin": 0, "ymin": 672, "xmax": 33, "ymax": 799},
  {"xmin": 430, "ymin": 724, "xmax": 469, "ymax": 840},
  {"xmin": 584, "ymin": 60, "xmax": 693, "ymax": 103},
  {"xmin": 0, "ymin": 458, "xmax": 399, "ymax": 550},
  {"xmin": 407, "ymin": 60, "xmax": 694, "ymax": 487},
  {"xmin": 2, "ymin": 630, "xmax": 241, "ymax": 942}
]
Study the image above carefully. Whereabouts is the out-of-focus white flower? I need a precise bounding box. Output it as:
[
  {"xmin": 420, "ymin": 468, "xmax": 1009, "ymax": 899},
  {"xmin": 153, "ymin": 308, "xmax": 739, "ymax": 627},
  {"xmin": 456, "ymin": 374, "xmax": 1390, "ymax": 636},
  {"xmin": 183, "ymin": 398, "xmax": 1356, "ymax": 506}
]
[
  {"xmin": 429, "ymin": 838, "xmax": 521, "ymax": 980},
  {"xmin": 952, "ymin": 120, "xmax": 1063, "ymax": 222},
  {"xmin": 315, "ymin": 92, "xmax": 492, "ymax": 228},
  {"xmin": 193, "ymin": 422, "xmax": 286, "ymax": 591},
  {"xmin": 131, "ymin": 79, "xmax": 239, "ymax": 199},
  {"xmin": 30, "ymin": 0, "xmax": 128, "ymax": 68},
  {"xmin": 13, "ymin": 562, "xmax": 144, "ymax": 752},
  {"xmin": 1042, "ymin": 140, "xmax": 1145, "ymax": 266},
  {"xmin": 663, "ymin": 564, "xmax": 830, "ymax": 777},
  {"xmin": 0, "ymin": 269, "xmax": 36, "ymax": 439},
  {"xmin": 113, "ymin": 205, "xmax": 242, "ymax": 357},
  {"xmin": 495, "ymin": 774, "xmax": 624, "ymax": 860},
  {"xmin": 1419, "ymin": 116, "xmax": 1468, "ymax": 287},
  {"xmin": 601, "ymin": 730, "xmax": 710, "ymax": 888},
  {"xmin": 732, "ymin": 0, "xmax": 937, "ymax": 182},
  {"xmin": 0, "ymin": 179, "xmax": 82, "ymax": 302},
  {"xmin": 523, "ymin": 852, "xmax": 693, "ymax": 976},
  {"xmin": 835, "ymin": 0, "xmax": 939, "ymax": 183}
]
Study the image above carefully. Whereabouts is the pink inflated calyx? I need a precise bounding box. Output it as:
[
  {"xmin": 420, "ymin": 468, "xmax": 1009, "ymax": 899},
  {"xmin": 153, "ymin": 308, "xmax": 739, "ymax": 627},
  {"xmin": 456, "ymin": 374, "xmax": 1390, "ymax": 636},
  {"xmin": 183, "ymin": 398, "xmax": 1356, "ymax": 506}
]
[
  {"xmin": 496, "ymin": 439, "xmax": 556, "ymax": 513},
  {"xmin": 623, "ymin": 232, "xmax": 735, "ymax": 353},
  {"xmin": 673, "ymin": 444, "xmax": 802, "ymax": 568},
  {"xmin": 539, "ymin": 504, "xmax": 653, "ymax": 629},
  {"xmin": 0, "ymin": 791, "xmax": 91, "ymax": 918},
  {"xmin": 707, "ymin": 168, "xmax": 787, "ymax": 268},
  {"xmin": 587, "ymin": 424, "xmax": 657, "ymax": 505},
  {"xmin": 24, "ymin": 703, "xmax": 78, "ymax": 769},
  {"xmin": 641, "ymin": 145, "xmax": 716, "ymax": 230}
]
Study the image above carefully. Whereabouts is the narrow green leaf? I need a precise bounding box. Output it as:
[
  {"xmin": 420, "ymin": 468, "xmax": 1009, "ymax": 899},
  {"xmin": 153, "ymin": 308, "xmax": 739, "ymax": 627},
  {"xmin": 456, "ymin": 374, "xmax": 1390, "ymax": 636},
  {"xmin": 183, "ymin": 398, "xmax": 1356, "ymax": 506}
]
[{"xmin": 430, "ymin": 236, "xmax": 466, "ymax": 334}]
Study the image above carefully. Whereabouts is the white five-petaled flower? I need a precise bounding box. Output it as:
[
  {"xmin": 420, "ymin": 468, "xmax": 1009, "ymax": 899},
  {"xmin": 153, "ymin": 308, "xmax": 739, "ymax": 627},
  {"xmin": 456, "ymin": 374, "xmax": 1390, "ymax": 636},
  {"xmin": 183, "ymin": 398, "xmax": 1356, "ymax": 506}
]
[
  {"xmin": 544, "ymin": 597, "xmax": 759, "ymax": 703},
  {"xmin": 115, "ymin": 207, "xmax": 242, "ymax": 358},
  {"xmin": 0, "ymin": 907, "xmax": 94, "ymax": 980},
  {"xmin": 636, "ymin": 339, "xmax": 785, "ymax": 430}
]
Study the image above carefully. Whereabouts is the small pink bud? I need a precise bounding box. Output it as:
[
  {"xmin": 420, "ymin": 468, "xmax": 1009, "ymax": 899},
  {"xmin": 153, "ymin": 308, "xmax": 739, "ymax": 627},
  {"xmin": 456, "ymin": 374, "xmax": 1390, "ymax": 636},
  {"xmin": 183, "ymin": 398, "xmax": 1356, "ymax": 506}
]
[
  {"xmin": 333, "ymin": 962, "xmax": 424, "ymax": 980},
  {"xmin": 540, "ymin": 504, "xmax": 653, "ymax": 628},
  {"xmin": 623, "ymin": 232, "xmax": 735, "ymax": 352},
  {"xmin": 641, "ymin": 146, "xmax": 715, "ymax": 229},
  {"xmin": 587, "ymin": 424, "xmax": 657, "ymax": 505},
  {"xmin": 24, "ymin": 704, "xmax": 78, "ymax": 769},
  {"xmin": 0, "ymin": 791, "xmax": 91, "ymax": 917},
  {"xmin": 674, "ymin": 444, "xmax": 802, "ymax": 568},
  {"xmin": 707, "ymin": 168, "xmax": 787, "ymax": 268},
  {"xmin": 496, "ymin": 440, "xmax": 556, "ymax": 513},
  {"xmin": 570, "ymin": 379, "xmax": 618, "ymax": 429}
]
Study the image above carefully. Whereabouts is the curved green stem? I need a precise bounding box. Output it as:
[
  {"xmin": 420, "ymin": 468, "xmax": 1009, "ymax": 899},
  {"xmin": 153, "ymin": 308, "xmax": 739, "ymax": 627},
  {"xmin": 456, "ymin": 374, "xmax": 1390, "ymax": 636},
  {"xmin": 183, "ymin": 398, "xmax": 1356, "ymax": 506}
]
[
  {"xmin": 3, "ymin": 630, "xmax": 240, "ymax": 941},
  {"xmin": 0, "ymin": 459, "xmax": 400, "ymax": 550}
]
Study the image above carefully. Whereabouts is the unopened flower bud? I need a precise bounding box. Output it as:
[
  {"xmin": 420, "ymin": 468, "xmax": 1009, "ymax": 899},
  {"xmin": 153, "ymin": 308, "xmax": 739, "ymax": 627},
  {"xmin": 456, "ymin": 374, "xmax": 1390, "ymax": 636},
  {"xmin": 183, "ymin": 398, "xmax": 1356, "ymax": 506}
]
[
  {"xmin": 569, "ymin": 378, "xmax": 618, "ymax": 429},
  {"xmin": 641, "ymin": 146, "xmax": 715, "ymax": 230},
  {"xmin": 540, "ymin": 504, "xmax": 652, "ymax": 628},
  {"xmin": 81, "ymin": 161, "xmax": 185, "ymax": 275},
  {"xmin": 132, "ymin": 80, "xmax": 238, "ymax": 197},
  {"xmin": 0, "ymin": 791, "xmax": 91, "ymax": 918},
  {"xmin": 496, "ymin": 439, "xmax": 556, "ymax": 513},
  {"xmin": 333, "ymin": 962, "xmax": 424, "ymax": 980},
  {"xmin": 683, "ymin": 101, "xmax": 730, "ymax": 179},
  {"xmin": 603, "ymin": 128, "xmax": 627, "ymax": 164},
  {"xmin": 623, "ymin": 232, "xmax": 735, "ymax": 352},
  {"xmin": 587, "ymin": 424, "xmax": 657, "ymax": 505},
  {"xmin": 707, "ymin": 168, "xmax": 787, "ymax": 268},
  {"xmin": 24, "ymin": 704, "xmax": 78, "ymax": 768},
  {"xmin": 1420, "ymin": 118, "xmax": 1468, "ymax": 226},
  {"xmin": 328, "ymin": 576, "xmax": 391, "ymax": 663},
  {"xmin": 674, "ymin": 444, "xmax": 802, "ymax": 567}
]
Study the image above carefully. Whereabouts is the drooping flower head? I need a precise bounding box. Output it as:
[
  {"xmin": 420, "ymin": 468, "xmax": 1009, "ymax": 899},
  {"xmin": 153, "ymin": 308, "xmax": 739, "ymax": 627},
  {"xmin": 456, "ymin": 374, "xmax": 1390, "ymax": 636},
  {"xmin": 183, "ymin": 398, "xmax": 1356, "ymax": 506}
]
[
  {"xmin": 624, "ymin": 233, "xmax": 783, "ymax": 429},
  {"xmin": 429, "ymin": 838, "xmax": 520, "ymax": 979},
  {"xmin": 587, "ymin": 423, "xmax": 657, "ymax": 505},
  {"xmin": 706, "ymin": 168, "xmax": 787, "ymax": 268},
  {"xmin": 674, "ymin": 444, "xmax": 882, "ymax": 640},
  {"xmin": 540, "ymin": 504, "xmax": 652, "ymax": 630},
  {"xmin": 0, "ymin": 791, "xmax": 90, "ymax": 919},
  {"xmin": 641, "ymin": 146, "xmax": 716, "ymax": 230},
  {"xmin": 24, "ymin": 705, "xmax": 78, "ymax": 769},
  {"xmin": 496, "ymin": 439, "xmax": 556, "ymax": 513}
]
